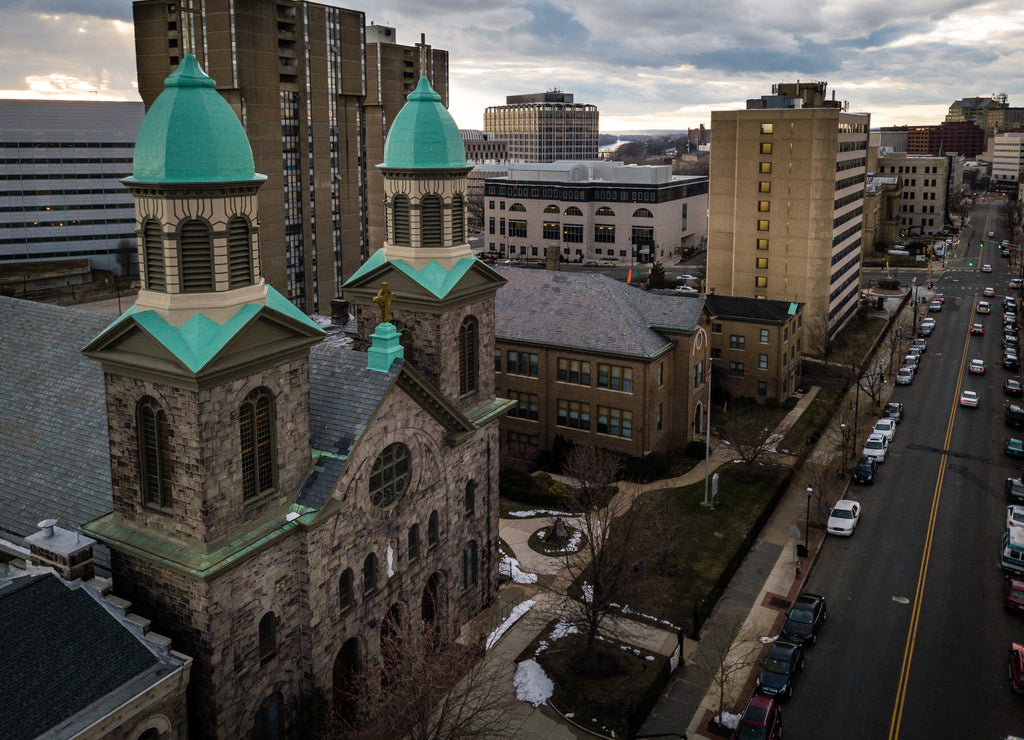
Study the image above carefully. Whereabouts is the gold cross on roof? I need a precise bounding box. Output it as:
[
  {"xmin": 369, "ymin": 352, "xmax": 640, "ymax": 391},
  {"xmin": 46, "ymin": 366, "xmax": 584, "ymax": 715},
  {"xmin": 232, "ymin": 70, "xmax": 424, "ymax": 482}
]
[{"xmin": 373, "ymin": 282, "xmax": 397, "ymax": 323}]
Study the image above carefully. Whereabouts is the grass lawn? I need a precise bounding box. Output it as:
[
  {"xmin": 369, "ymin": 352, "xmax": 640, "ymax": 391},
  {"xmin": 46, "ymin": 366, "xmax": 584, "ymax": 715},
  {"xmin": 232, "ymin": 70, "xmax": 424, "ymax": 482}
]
[
  {"xmin": 778, "ymin": 386, "xmax": 842, "ymax": 456},
  {"xmin": 530, "ymin": 630, "xmax": 670, "ymax": 739},
  {"xmin": 832, "ymin": 315, "xmax": 887, "ymax": 365},
  {"xmin": 604, "ymin": 461, "xmax": 790, "ymax": 636}
]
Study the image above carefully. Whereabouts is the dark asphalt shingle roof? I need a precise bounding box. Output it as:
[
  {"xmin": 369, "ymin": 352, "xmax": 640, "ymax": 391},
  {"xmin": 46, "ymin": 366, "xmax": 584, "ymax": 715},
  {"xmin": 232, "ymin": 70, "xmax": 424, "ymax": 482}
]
[
  {"xmin": 705, "ymin": 294, "xmax": 803, "ymax": 323},
  {"xmin": 0, "ymin": 297, "xmax": 113, "ymax": 564},
  {"xmin": 0, "ymin": 573, "xmax": 160, "ymax": 740},
  {"xmin": 494, "ymin": 268, "xmax": 704, "ymax": 357}
]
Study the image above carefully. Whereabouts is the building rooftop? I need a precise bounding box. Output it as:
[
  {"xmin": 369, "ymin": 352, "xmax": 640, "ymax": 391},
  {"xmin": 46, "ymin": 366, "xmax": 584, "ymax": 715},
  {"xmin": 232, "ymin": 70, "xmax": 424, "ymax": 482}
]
[
  {"xmin": 495, "ymin": 269, "xmax": 704, "ymax": 358},
  {"xmin": 382, "ymin": 77, "xmax": 467, "ymax": 170},
  {"xmin": 0, "ymin": 571, "xmax": 186, "ymax": 740},
  {"xmin": 496, "ymin": 160, "xmax": 705, "ymax": 186},
  {"xmin": 127, "ymin": 54, "xmax": 262, "ymax": 185},
  {"xmin": 704, "ymin": 294, "xmax": 803, "ymax": 323}
]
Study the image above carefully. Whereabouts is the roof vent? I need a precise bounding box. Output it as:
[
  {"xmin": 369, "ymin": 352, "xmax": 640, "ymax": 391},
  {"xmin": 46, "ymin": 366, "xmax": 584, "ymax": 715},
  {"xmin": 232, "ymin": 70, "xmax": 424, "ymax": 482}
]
[{"xmin": 37, "ymin": 519, "xmax": 57, "ymax": 538}]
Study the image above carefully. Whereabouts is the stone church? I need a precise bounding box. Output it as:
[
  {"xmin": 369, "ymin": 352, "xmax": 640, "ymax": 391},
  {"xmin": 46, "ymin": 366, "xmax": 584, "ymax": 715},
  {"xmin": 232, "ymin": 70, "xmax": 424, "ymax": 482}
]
[{"xmin": 78, "ymin": 55, "xmax": 508, "ymax": 738}]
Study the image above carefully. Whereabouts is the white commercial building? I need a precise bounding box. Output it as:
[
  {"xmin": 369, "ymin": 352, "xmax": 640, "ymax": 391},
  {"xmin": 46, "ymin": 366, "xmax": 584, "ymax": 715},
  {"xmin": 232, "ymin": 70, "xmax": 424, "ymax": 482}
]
[
  {"xmin": 0, "ymin": 100, "xmax": 145, "ymax": 274},
  {"xmin": 993, "ymin": 132, "xmax": 1024, "ymax": 198},
  {"xmin": 483, "ymin": 160, "xmax": 708, "ymax": 264}
]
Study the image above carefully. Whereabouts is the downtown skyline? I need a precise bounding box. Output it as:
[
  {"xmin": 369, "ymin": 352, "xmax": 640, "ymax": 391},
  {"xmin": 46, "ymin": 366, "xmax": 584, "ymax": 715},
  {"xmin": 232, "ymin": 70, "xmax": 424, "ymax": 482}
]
[{"xmin": 1, "ymin": 0, "xmax": 1022, "ymax": 132}]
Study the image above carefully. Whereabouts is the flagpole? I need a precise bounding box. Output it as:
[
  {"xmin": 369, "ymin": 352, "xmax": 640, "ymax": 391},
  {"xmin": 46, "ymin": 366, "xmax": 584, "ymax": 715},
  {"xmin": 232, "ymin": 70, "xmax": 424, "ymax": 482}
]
[{"xmin": 704, "ymin": 360, "xmax": 712, "ymax": 505}]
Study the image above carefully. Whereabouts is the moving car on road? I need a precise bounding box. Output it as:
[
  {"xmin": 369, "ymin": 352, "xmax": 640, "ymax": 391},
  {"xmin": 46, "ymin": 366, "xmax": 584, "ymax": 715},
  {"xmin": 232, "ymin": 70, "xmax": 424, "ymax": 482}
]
[
  {"xmin": 827, "ymin": 500, "xmax": 862, "ymax": 536},
  {"xmin": 960, "ymin": 390, "xmax": 980, "ymax": 407},
  {"xmin": 780, "ymin": 593, "xmax": 828, "ymax": 646},
  {"xmin": 970, "ymin": 359, "xmax": 987, "ymax": 374},
  {"xmin": 972, "ymin": 323, "xmax": 985, "ymax": 335},
  {"xmin": 983, "ymin": 264, "xmax": 994, "ymax": 273},
  {"xmin": 979, "ymin": 300, "xmax": 992, "ymax": 314},
  {"xmin": 986, "ymin": 286, "xmax": 997, "ymax": 297}
]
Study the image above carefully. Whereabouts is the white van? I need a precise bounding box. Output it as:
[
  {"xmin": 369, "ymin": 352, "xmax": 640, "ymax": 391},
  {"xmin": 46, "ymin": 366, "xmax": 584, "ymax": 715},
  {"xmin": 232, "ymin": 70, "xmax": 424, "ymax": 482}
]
[{"xmin": 1003, "ymin": 526, "xmax": 1024, "ymax": 574}]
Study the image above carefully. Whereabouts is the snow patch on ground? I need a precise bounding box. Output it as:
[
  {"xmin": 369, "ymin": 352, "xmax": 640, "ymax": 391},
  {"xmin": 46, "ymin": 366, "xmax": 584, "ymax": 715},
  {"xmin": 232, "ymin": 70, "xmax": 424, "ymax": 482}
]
[
  {"xmin": 717, "ymin": 712, "xmax": 742, "ymax": 730},
  {"xmin": 759, "ymin": 634, "xmax": 778, "ymax": 644},
  {"xmin": 506, "ymin": 508, "xmax": 574, "ymax": 518},
  {"xmin": 500, "ymin": 555, "xmax": 538, "ymax": 584},
  {"xmin": 485, "ymin": 599, "xmax": 535, "ymax": 651},
  {"xmin": 514, "ymin": 659, "xmax": 553, "ymax": 707}
]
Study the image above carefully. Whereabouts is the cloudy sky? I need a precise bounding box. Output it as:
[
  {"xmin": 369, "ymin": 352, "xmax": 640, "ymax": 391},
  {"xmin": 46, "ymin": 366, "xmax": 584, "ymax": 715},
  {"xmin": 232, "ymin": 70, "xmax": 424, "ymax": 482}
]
[{"xmin": 2, "ymin": 0, "xmax": 1022, "ymax": 132}]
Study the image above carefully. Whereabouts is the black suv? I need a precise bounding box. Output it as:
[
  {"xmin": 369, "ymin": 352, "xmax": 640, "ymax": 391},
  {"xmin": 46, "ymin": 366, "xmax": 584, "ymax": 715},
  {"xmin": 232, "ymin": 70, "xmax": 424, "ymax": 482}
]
[{"xmin": 780, "ymin": 592, "xmax": 828, "ymax": 646}]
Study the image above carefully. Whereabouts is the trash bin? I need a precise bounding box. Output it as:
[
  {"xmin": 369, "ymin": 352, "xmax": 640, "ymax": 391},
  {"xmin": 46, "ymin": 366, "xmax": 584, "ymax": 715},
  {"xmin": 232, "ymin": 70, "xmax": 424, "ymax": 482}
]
[{"xmin": 796, "ymin": 544, "xmax": 808, "ymax": 558}]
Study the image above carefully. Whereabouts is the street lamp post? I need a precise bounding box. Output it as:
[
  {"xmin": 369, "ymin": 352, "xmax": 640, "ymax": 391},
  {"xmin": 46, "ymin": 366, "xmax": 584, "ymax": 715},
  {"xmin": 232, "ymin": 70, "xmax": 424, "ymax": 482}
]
[
  {"xmin": 840, "ymin": 422, "xmax": 847, "ymax": 469},
  {"xmin": 805, "ymin": 486, "xmax": 812, "ymax": 555}
]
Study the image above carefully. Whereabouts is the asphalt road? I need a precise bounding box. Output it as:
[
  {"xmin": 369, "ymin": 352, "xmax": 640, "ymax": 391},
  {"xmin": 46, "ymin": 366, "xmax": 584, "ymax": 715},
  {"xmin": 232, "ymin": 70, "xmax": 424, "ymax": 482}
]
[{"xmin": 786, "ymin": 201, "xmax": 1024, "ymax": 738}]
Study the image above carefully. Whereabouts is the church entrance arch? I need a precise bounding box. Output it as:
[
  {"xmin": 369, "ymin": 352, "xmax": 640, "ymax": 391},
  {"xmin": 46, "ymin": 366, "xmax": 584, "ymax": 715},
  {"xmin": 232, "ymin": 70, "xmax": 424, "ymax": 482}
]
[{"xmin": 332, "ymin": 637, "xmax": 363, "ymax": 719}]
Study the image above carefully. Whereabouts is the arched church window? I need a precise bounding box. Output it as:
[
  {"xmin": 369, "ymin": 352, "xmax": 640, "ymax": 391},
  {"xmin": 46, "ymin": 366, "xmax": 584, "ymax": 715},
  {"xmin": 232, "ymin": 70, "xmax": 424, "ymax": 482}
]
[
  {"xmin": 258, "ymin": 612, "xmax": 276, "ymax": 662},
  {"xmin": 178, "ymin": 220, "xmax": 214, "ymax": 293},
  {"xmin": 427, "ymin": 511, "xmax": 439, "ymax": 549},
  {"xmin": 393, "ymin": 194, "xmax": 411, "ymax": 246},
  {"xmin": 451, "ymin": 194, "xmax": 465, "ymax": 244},
  {"xmin": 252, "ymin": 691, "xmax": 283, "ymax": 740},
  {"xmin": 142, "ymin": 219, "xmax": 166, "ymax": 291},
  {"xmin": 137, "ymin": 396, "xmax": 172, "ymax": 509},
  {"xmin": 408, "ymin": 524, "xmax": 420, "ymax": 561},
  {"xmin": 339, "ymin": 568, "xmax": 354, "ymax": 612},
  {"xmin": 227, "ymin": 216, "xmax": 253, "ymax": 289},
  {"xmin": 363, "ymin": 552, "xmax": 378, "ymax": 595},
  {"xmin": 458, "ymin": 316, "xmax": 478, "ymax": 396},
  {"xmin": 421, "ymin": 194, "xmax": 443, "ymax": 248},
  {"xmin": 461, "ymin": 540, "xmax": 478, "ymax": 590},
  {"xmin": 370, "ymin": 443, "xmax": 411, "ymax": 508},
  {"xmin": 464, "ymin": 481, "xmax": 476, "ymax": 515},
  {"xmin": 240, "ymin": 388, "xmax": 275, "ymax": 500}
]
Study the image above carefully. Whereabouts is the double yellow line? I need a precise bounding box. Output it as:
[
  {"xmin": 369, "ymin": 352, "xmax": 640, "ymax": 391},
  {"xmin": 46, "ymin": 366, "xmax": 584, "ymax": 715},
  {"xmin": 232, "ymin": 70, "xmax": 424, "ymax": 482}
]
[{"xmin": 888, "ymin": 294, "xmax": 975, "ymax": 738}]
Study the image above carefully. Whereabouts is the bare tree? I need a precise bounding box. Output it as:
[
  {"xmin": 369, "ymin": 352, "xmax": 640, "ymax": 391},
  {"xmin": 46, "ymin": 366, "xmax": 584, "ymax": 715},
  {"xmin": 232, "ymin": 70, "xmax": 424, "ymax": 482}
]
[
  {"xmin": 804, "ymin": 456, "xmax": 845, "ymax": 523},
  {"xmin": 552, "ymin": 445, "xmax": 645, "ymax": 663},
  {"xmin": 857, "ymin": 366, "xmax": 887, "ymax": 410},
  {"xmin": 691, "ymin": 616, "xmax": 765, "ymax": 729},
  {"xmin": 717, "ymin": 408, "xmax": 777, "ymax": 468},
  {"xmin": 332, "ymin": 615, "xmax": 517, "ymax": 740},
  {"xmin": 883, "ymin": 319, "xmax": 911, "ymax": 376},
  {"xmin": 465, "ymin": 194, "xmax": 485, "ymax": 233}
]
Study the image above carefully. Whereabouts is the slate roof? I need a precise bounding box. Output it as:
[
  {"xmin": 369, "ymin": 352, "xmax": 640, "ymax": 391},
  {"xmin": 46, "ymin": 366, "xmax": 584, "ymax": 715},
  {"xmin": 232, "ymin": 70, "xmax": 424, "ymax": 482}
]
[
  {"xmin": 494, "ymin": 268, "xmax": 705, "ymax": 358},
  {"xmin": 302, "ymin": 346, "xmax": 402, "ymax": 510},
  {"xmin": 0, "ymin": 297, "xmax": 112, "ymax": 566},
  {"xmin": 705, "ymin": 294, "xmax": 803, "ymax": 323},
  {"xmin": 0, "ymin": 573, "xmax": 172, "ymax": 740}
]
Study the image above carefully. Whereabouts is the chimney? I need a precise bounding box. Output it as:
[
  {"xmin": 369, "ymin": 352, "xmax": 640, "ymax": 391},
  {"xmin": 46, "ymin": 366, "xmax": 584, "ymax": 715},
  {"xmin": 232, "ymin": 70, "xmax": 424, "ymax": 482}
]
[{"xmin": 25, "ymin": 519, "xmax": 96, "ymax": 581}]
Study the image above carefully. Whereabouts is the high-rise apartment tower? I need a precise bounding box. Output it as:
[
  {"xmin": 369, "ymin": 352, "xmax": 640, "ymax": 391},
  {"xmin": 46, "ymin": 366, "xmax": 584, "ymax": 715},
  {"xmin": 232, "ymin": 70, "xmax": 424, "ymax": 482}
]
[
  {"xmin": 133, "ymin": 1, "xmax": 447, "ymax": 313},
  {"xmin": 707, "ymin": 82, "xmax": 869, "ymax": 350}
]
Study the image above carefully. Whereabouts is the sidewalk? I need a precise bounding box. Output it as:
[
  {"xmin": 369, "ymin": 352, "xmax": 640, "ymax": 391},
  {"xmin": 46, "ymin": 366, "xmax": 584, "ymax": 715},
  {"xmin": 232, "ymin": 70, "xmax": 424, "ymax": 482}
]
[{"xmin": 470, "ymin": 386, "xmax": 824, "ymax": 738}]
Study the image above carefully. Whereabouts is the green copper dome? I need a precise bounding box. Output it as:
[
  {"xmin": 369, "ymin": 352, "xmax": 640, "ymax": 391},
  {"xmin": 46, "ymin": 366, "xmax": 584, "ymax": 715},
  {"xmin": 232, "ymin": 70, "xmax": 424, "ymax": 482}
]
[
  {"xmin": 127, "ymin": 54, "xmax": 262, "ymax": 184},
  {"xmin": 381, "ymin": 77, "xmax": 467, "ymax": 170}
]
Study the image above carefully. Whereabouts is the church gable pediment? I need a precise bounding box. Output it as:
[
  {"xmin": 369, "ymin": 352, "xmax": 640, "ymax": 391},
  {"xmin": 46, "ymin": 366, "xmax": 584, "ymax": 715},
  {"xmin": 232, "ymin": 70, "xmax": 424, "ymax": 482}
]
[{"xmin": 344, "ymin": 252, "xmax": 505, "ymax": 310}]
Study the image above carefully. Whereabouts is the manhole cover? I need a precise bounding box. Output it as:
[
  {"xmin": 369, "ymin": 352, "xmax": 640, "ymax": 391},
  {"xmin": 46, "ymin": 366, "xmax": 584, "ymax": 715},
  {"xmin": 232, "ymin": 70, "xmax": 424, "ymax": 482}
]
[{"xmin": 769, "ymin": 597, "xmax": 791, "ymax": 609}]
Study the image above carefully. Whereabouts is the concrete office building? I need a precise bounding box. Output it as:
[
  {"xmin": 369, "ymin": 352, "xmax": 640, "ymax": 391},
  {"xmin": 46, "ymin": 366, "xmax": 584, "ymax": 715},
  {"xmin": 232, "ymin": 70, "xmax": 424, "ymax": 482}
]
[
  {"xmin": 707, "ymin": 82, "xmax": 870, "ymax": 350},
  {"xmin": 483, "ymin": 91, "xmax": 598, "ymax": 163},
  {"xmin": 483, "ymin": 161, "xmax": 708, "ymax": 264},
  {"xmin": 0, "ymin": 100, "xmax": 145, "ymax": 274},
  {"xmin": 875, "ymin": 151, "xmax": 949, "ymax": 234},
  {"xmin": 992, "ymin": 132, "xmax": 1024, "ymax": 197},
  {"xmin": 133, "ymin": 1, "xmax": 447, "ymax": 314}
]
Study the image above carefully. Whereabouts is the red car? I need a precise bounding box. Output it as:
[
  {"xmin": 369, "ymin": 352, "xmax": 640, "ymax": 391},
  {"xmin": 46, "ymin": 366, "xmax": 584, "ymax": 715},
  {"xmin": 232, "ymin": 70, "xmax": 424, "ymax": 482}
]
[
  {"xmin": 1011, "ymin": 643, "xmax": 1024, "ymax": 693},
  {"xmin": 733, "ymin": 695, "xmax": 782, "ymax": 739},
  {"xmin": 1006, "ymin": 577, "xmax": 1024, "ymax": 613},
  {"xmin": 935, "ymin": 293, "xmax": 945, "ymax": 303}
]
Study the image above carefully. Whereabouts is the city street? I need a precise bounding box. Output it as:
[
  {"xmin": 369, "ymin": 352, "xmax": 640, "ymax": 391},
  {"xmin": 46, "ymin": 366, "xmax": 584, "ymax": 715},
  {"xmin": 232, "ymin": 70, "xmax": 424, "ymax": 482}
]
[{"xmin": 787, "ymin": 201, "xmax": 1024, "ymax": 738}]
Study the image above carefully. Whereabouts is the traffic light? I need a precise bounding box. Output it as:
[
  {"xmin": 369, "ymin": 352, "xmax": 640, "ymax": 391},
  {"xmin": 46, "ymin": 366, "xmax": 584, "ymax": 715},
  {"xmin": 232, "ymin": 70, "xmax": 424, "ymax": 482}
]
[{"xmin": 969, "ymin": 260, "xmax": 974, "ymax": 266}]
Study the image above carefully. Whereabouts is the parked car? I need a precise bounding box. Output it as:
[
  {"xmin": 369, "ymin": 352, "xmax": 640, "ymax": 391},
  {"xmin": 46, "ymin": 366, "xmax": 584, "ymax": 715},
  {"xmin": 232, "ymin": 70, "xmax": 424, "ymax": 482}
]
[
  {"xmin": 911, "ymin": 339, "xmax": 927, "ymax": 354},
  {"xmin": 1003, "ymin": 528, "xmax": 1024, "ymax": 575},
  {"xmin": 971, "ymin": 323, "xmax": 985, "ymax": 335},
  {"xmin": 1007, "ymin": 438, "xmax": 1024, "ymax": 458},
  {"xmin": 732, "ymin": 695, "xmax": 782, "ymax": 740},
  {"xmin": 897, "ymin": 367, "xmax": 915, "ymax": 385},
  {"xmin": 934, "ymin": 292, "xmax": 946, "ymax": 304},
  {"xmin": 1005, "ymin": 576, "xmax": 1024, "ymax": 614},
  {"xmin": 970, "ymin": 359, "xmax": 987, "ymax": 374},
  {"xmin": 1009, "ymin": 477, "xmax": 1024, "ymax": 503},
  {"xmin": 852, "ymin": 456, "xmax": 877, "ymax": 484},
  {"xmin": 929, "ymin": 300, "xmax": 943, "ymax": 312},
  {"xmin": 827, "ymin": 499, "xmax": 862, "ymax": 536},
  {"xmin": 960, "ymin": 390, "xmax": 980, "ymax": 407},
  {"xmin": 979, "ymin": 300, "xmax": 992, "ymax": 314},
  {"xmin": 1008, "ymin": 505, "xmax": 1024, "ymax": 530},
  {"xmin": 755, "ymin": 640, "xmax": 805, "ymax": 700},
  {"xmin": 1010, "ymin": 643, "xmax": 1024, "ymax": 693},
  {"xmin": 1006, "ymin": 353, "xmax": 1021, "ymax": 371},
  {"xmin": 883, "ymin": 401, "xmax": 905, "ymax": 422},
  {"xmin": 1012, "ymin": 277, "xmax": 1023, "ymax": 289},
  {"xmin": 1007, "ymin": 378, "xmax": 1024, "ymax": 397},
  {"xmin": 872, "ymin": 418, "xmax": 897, "ymax": 443},
  {"xmin": 780, "ymin": 592, "xmax": 828, "ymax": 646},
  {"xmin": 862, "ymin": 433, "xmax": 889, "ymax": 463},
  {"xmin": 1009, "ymin": 405, "xmax": 1024, "ymax": 428},
  {"xmin": 918, "ymin": 320, "xmax": 935, "ymax": 337}
]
